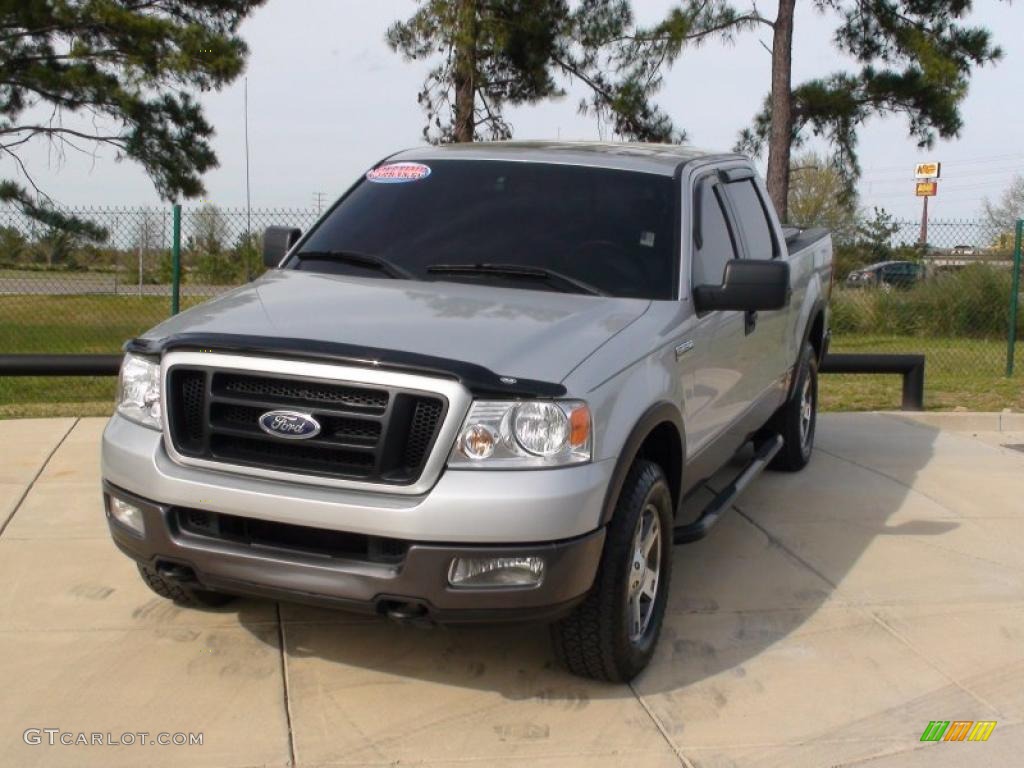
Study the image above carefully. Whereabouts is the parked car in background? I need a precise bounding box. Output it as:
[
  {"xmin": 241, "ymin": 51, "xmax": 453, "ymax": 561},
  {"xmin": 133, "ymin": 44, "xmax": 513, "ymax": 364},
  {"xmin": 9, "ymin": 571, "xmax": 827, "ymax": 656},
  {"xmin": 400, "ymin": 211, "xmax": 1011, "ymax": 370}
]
[{"xmin": 845, "ymin": 260, "xmax": 924, "ymax": 290}]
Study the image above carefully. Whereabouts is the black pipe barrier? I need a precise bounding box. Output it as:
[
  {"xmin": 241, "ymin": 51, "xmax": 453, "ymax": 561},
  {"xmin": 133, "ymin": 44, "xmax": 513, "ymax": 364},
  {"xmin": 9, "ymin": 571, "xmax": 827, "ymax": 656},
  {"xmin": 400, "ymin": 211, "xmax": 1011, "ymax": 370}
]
[
  {"xmin": 0, "ymin": 351, "xmax": 926, "ymax": 411},
  {"xmin": 0, "ymin": 354, "xmax": 122, "ymax": 376},
  {"xmin": 819, "ymin": 353, "xmax": 925, "ymax": 411}
]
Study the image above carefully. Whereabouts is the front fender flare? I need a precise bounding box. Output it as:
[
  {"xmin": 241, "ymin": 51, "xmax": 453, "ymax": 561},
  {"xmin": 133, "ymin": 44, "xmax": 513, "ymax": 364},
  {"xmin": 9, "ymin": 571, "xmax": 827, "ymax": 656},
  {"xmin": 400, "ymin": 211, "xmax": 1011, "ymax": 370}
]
[{"xmin": 599, "ymin": 401, "xmax": 686, "ymax": 526}]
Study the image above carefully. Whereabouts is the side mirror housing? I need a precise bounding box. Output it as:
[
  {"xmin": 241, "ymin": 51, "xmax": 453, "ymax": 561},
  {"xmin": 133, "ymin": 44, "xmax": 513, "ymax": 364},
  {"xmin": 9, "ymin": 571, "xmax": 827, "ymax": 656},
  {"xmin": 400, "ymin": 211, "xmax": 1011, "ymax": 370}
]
[
  {"xmin": 693, "ymin": 259, "xmax": 791, "ymax": 313},
  {"xmin": 262, "ymin": 226, "xmax": 302, "ymax": 268}
]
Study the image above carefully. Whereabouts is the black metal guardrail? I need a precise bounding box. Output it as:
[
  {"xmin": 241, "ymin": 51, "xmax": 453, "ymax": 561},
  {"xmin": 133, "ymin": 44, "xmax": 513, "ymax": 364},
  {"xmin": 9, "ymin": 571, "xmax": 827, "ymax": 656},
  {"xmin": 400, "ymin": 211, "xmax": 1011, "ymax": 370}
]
[
  {"xmin": 0, "ymin": 354, "xmax": 122, "ymax": 376},
  {"xmin": 819, "ymin": 353, "xmax": 925, "ymax": 411},
  {"xmin": 1, "ymin": 352, "xmax": 926, "ymax": 411}
]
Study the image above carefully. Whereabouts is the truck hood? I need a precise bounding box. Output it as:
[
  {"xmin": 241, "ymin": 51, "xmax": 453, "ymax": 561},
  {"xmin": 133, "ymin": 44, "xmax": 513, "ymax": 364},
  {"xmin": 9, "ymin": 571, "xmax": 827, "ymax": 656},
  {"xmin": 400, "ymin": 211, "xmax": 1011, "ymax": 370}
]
[{"xmin": 142, "ymin": 270, "xmax": 651, "ymax": 384}]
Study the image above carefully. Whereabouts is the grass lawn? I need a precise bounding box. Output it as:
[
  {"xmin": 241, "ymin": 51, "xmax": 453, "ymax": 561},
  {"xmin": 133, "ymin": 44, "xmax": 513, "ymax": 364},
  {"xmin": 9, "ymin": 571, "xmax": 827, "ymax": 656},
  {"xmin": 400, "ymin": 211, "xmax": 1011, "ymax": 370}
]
[
  {"xmin": 823, "ymin": 335, "xmax": 1023, "ymax": 412},
  {"xmin": 0, "ymin": 294, "xmax": 191, "ymax": 418},
  {"xmin": 2, "ymin": 294, "xmax": 1022, "ymax": 417}
]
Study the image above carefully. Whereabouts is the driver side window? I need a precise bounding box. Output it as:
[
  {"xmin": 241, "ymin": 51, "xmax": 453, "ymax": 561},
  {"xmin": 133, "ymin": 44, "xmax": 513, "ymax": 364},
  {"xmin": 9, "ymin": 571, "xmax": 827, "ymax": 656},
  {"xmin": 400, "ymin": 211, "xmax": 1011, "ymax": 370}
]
[{"xmin": 693, "ymin": 181, "xmax": 738, "ymax": 288}]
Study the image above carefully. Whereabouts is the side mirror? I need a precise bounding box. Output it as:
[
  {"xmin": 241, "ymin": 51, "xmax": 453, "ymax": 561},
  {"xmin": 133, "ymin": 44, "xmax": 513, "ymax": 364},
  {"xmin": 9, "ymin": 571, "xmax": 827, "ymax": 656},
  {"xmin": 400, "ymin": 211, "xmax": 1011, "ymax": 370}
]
[
  {"xmin": 262, "ymin": 226, "xmax": 302, "ymax": 268},
  {"xmin": 693, "ymin": 259, "xmax": 791, "ymax": 313}
]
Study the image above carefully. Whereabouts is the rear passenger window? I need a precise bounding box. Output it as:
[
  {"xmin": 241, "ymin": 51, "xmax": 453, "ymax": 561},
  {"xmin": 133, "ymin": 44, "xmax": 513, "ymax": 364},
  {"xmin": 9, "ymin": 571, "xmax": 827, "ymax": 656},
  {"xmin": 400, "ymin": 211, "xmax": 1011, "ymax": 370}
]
[
  {"xmin": 725, "ymin": 180, "xmax": 776, "ymax": 259},
  {"xmin": 693, "ymin": 182, "xmax": 737, "ymax": 287}
]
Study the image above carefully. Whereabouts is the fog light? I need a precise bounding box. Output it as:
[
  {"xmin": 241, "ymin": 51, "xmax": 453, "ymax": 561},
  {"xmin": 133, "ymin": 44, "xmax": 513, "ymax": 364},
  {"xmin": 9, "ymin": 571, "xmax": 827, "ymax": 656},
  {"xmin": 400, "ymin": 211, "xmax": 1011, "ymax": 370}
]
[
  {"xmin": 108, "ymin": 496, "xmax": 145, "ymax": 536},
  {"xmin": 448, "ymin": 556, "xmax": 545, "ymax": 588}
]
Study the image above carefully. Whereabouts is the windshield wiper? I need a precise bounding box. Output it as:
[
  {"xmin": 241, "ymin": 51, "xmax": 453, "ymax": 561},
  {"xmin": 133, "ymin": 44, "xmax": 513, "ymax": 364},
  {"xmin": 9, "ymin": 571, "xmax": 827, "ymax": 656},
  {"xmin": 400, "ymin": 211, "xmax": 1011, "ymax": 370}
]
[
  {"xmin": 425, "ymin": 263, "xmax": 607, "ymax": 296},
  {"xmin": 296, "ymin": 250, "xmax": 415, "ymax": 279}
]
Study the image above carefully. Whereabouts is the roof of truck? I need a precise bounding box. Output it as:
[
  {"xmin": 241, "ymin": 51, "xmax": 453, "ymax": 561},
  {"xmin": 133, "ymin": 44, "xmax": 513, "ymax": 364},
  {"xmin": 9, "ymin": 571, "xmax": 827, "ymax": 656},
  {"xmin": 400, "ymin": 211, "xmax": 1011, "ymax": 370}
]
[{"xmin": 389, "ymin": 141, "xmax": 743, "ymax": 176}]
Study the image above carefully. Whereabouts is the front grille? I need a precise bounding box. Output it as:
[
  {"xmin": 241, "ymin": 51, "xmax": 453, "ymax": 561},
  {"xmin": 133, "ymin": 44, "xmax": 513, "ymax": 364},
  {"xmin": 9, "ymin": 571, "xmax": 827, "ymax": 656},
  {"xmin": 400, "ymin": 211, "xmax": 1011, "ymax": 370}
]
[
  {"xmin": 166, "ymin": 367, "xmax": 447, "ymax": 485},
  {"xmin": 175, "ymin": 507, "xmax": 408, "ymax": 563}
]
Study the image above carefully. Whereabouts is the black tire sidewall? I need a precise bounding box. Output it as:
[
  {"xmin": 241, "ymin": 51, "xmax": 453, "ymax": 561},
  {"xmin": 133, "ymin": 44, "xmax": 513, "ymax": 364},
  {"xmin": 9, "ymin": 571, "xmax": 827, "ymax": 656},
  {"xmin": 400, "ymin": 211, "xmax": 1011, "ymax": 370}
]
[
  {"xmin": 797, "ymin": 346, "xmax": 818, "ymax": 462},
  {"xmin": 603, "ymin": 461, "xmax": 674, "ymax": 673}
]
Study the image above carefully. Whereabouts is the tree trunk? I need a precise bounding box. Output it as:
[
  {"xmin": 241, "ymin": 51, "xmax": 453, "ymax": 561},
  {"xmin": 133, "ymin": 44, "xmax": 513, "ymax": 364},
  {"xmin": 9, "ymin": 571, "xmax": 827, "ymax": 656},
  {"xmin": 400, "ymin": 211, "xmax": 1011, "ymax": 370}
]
[
  {"xmin": 452, "ymin": 0, "xmax": 477, "ymax": 143},
  {"xmin": 766, "ymin": 0, "xmax": 796, "ymax": 222}
]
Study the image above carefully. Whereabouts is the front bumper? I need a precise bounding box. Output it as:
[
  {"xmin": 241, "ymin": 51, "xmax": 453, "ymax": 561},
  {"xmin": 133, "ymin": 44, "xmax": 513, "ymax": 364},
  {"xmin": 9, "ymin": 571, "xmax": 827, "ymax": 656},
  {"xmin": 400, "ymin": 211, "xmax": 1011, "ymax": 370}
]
[
  {"xmin": 102, "ymin": 415, "xmax": 614, "ymax": 543},
  {"xmin": 104, "ymin": 482, "xmax": 604, "ymax": 622}
]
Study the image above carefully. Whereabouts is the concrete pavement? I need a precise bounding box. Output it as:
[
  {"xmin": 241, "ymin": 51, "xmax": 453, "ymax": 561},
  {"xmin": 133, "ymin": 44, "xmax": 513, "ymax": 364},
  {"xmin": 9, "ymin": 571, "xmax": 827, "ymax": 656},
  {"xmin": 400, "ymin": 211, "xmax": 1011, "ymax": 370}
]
[{"xmin": 0, "ymin": 413, "xmax": 1022, "ymax": 767}]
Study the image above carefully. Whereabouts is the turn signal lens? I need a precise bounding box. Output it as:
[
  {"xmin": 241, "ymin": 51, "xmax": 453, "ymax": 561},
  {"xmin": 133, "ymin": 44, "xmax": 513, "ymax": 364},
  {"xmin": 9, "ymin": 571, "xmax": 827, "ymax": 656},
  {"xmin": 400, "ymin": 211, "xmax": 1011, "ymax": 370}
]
[
  {"xmin": 461, "ymin": 424, "xmax": 496, "ymax": 460},
  {"xmin": 569, "ymin": 404, "xmax": 591, "ymax": 448}
]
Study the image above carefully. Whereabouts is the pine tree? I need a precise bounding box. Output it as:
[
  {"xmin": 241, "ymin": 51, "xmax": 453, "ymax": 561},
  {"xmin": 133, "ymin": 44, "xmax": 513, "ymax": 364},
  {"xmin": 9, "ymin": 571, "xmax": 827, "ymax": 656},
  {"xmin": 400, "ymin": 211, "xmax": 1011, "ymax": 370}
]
[
  {"xmin": 387, "ymin": 0, "xmax": 682, "ymax": 144},
  {"xmin": 641, "ymin": 0, "xmax": 1004, "ymax": 221},
  {"xmin": 0, "ymin": 1, "xmax": 265, "ymax": 233}
]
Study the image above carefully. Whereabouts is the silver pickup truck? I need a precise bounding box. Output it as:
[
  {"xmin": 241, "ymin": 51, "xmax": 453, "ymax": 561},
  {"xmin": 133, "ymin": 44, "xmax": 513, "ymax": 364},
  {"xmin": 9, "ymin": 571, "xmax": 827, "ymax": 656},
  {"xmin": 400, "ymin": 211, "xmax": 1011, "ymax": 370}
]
[{"xmin": 102, "ymin": 142, "xmax": 832, "ymax": 681}]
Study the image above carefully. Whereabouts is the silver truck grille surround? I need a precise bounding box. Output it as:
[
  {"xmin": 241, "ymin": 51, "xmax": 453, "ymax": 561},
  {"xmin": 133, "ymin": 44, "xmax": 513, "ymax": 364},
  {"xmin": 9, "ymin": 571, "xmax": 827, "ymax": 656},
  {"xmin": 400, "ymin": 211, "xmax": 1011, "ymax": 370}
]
[{"xmin": 159, "ymin": 351, "xmax": 473, "ymax": 495}]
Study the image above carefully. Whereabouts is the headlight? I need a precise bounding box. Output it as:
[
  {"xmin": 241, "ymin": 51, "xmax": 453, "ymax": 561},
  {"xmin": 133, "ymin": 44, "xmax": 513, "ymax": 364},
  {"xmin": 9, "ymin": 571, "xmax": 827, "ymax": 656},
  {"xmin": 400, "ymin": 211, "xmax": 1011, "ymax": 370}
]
[
  {"xmin": 449, "ymin": 400, "xmax": 591, "ymax": 468},
  {"xmin": 116, "ymin": 353, "xmax": 162, "ymax": 430}
]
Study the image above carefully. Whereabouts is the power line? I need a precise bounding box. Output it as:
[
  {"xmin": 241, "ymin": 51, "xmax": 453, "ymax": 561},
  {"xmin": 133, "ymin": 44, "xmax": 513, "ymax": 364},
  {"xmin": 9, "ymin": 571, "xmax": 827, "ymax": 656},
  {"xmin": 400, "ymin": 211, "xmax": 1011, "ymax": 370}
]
[
  {"xmin": 861, "ymin": 166, "xmax": 1023, "ymax": 186},
  {"xmin": 861, "ymin": 152, "xmax": 1024, "ymax": 175}
]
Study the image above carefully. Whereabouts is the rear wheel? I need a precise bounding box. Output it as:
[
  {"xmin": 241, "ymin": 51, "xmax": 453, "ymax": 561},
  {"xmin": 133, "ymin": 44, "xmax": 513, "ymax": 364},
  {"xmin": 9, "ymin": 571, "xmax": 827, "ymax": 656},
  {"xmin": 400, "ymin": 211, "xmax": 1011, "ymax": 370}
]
[
  {"xmin": 768, "ymin": 341, "xmax": 818, "ymax": 472},
  {"xmin": 550, "ymin": 460, "xmax": 673, "ymax": 682},
  {"xmin": 136, "ymin": 564, "xmax": 235, "ymax": 608}
]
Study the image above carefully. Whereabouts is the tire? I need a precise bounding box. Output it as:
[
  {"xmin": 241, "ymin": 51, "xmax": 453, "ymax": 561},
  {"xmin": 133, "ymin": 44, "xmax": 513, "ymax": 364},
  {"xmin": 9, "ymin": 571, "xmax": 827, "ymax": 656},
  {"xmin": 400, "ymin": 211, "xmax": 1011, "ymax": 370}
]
[
  {"xmin": 136, "ymin": 564, "xmax": 236, "ymax": 608},
  {"xmin": 550, "ymin": 459, "xmax": 673, "ymax": 682},
  {"xmin": 768, "ymin": 341, "xmax": 818, "ymax": 472}
]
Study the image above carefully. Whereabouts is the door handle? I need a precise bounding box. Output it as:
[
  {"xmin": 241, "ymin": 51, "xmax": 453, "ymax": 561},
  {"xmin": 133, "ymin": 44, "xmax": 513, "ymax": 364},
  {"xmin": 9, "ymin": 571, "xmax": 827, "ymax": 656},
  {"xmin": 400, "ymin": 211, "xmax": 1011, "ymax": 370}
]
[{"xmin": 674, "ymin": 340, "xmax": 695, "ymax": 359}]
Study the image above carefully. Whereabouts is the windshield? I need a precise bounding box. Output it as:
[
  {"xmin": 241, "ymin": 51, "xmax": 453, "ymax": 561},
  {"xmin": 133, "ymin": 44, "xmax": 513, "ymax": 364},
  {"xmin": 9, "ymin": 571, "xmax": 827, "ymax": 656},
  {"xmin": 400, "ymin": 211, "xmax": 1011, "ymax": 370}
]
[{"xmin": 289, "ymin": 159, "xmax": 677, "ymax": 299}]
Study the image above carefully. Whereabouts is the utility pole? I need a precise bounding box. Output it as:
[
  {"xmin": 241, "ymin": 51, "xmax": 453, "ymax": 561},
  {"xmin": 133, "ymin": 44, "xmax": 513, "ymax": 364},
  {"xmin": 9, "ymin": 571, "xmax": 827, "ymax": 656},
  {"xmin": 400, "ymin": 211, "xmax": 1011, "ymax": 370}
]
[
  {"xmin": 313, "ymin": 192, "xmax": 326, "ymax": 214},
  {"xmin": 244, "ymin": 77, "xmax": 252, "ymax": 241},
  {"xmin": 913, "ymin": 162, "xmax": 940, "ymax": 249},
  {"xmin": 918, "ymin": 194, "xmax": 928, "ymax": 247}
]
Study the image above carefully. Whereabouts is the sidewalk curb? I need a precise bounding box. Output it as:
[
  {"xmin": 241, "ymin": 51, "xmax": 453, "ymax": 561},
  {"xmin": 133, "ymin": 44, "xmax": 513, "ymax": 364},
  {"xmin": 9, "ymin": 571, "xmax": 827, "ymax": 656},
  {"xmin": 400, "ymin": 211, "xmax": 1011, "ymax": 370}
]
[{"xmin": 882, "ymin": 411, "xmax": 1024, "ymax": 432}]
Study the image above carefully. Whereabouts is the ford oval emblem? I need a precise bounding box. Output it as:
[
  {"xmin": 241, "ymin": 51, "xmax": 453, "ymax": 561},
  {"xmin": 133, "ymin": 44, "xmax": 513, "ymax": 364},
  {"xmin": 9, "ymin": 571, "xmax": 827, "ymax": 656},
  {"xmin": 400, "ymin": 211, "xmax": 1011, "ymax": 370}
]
[{"xmin": 258, "ymin": 410, "xmax": 321, "ymax": 440}]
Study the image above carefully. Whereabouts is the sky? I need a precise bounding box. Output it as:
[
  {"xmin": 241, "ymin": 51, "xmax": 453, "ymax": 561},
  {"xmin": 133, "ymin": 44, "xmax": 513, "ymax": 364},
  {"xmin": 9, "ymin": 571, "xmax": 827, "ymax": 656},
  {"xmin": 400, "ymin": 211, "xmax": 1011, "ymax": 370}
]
[{"xmin": 12, "ymin": 0, "xmax": 1024, "ymax": 222}]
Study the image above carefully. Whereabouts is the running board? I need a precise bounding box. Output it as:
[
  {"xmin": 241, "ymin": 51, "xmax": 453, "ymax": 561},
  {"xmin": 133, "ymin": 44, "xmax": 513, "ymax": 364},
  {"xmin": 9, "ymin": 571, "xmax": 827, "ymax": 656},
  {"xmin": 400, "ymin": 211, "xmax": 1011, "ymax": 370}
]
[{"xmin": 674, "ymin": 434, "xmax": 783, "ymax": 544}]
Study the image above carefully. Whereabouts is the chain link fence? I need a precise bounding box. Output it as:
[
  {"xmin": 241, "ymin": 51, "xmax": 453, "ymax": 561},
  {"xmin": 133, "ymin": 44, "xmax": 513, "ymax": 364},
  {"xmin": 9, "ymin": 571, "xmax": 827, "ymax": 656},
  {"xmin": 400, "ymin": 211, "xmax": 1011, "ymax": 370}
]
[
  {"xmin": 0, "ymin": 205, "xmax": 320, "ymax": 416},
  {"xmin": 1, "ymin": 206, "xmax": 1021, "ymax": 416},
  {"xmin": 826, "ymin": 218, "xmax": 1022, "ymax": 411}
]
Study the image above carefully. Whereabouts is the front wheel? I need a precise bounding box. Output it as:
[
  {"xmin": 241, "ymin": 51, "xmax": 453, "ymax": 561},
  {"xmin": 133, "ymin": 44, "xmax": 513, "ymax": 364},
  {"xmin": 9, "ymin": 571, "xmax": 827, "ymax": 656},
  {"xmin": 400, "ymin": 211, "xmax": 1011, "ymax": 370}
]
[
  {"xmin": 550, "ymin": 460, "xmax": 673, "ymax": 682},
  {"xmin": 768, "ymin": 341, "xmax": 818, "ymax": 472}
]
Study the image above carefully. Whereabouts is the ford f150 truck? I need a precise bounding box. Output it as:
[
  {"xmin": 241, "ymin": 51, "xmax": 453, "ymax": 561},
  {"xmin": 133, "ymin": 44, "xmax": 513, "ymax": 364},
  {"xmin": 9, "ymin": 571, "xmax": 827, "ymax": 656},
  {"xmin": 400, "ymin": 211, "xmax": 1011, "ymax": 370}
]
[{"xmin": 102, "ymin": 142, "xmax": 832, "ymax": 681}]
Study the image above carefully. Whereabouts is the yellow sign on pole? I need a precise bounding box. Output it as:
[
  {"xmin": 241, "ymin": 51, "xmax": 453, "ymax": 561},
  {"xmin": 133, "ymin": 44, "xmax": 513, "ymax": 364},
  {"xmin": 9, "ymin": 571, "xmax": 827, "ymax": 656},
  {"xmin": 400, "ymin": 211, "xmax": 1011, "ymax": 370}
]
[
  {"xmin": 914, "ymin": 162, "xmax": 941, "ymax": 180},
  {"xmin": 915, "ymin": 181, "xmax": 938, "ymax": 197}
]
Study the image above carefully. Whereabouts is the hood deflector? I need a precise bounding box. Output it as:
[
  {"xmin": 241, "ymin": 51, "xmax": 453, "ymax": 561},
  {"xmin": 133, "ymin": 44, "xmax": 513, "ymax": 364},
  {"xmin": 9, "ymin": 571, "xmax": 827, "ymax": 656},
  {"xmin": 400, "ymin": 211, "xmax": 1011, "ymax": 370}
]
[{"xmin": 125, "ymin": 333, "xmax": 567, "ymax": 399}]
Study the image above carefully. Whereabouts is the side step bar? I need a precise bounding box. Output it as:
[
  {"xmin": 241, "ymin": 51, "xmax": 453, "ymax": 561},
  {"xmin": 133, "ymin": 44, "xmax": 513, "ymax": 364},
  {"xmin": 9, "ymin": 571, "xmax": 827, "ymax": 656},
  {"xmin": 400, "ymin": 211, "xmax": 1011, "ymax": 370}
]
[{"xmin": 674, "ymin": 434, "xmax": 783, "ymax": 544}]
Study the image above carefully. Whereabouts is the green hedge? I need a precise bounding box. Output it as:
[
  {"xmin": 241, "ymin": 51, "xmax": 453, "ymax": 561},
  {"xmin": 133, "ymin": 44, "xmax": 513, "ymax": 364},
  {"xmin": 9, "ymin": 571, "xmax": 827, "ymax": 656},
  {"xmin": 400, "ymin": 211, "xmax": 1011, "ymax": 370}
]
[{"xmin": 831, "ymin": 265, "xmax": 1021, "ymax": 339}]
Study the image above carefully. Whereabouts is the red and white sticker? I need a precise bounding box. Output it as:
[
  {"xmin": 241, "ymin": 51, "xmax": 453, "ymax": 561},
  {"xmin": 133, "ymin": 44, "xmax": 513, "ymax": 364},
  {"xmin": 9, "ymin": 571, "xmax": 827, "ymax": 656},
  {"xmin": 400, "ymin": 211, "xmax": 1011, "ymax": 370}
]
[{"xmin": 366, "ymin": 162, "xmax": 432, "ymax": 184}]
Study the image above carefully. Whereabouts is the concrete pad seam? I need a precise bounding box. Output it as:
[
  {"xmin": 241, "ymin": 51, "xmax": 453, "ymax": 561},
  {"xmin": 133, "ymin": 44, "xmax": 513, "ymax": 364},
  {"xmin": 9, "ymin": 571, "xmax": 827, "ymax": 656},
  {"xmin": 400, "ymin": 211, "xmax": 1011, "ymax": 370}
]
[
  {"xmin": 732, "ymin": 504, "xmax": 847, "ymax": 597},
  {"xmin": 815, "ymin": 446, "xmax": 960, "ymax": 518},
  {"xmin": 628, "ymin": 680, "xmax": 696, "ymax": 768},
  {"xmin": 866, "ymin": 609, "xmax": 1004, "ymax": 718},
  {"xmin": 296, "ymin": 752, "xmax": 691, "ymax": 767},
  {"xmin": 880, "ymin": 411, "xmax": 1007, "ymax": 433},
  {"xmin": 276, "ymin": 603, "xmax": 298, "ymax": 768},
  {"xmin": 788, "ymin": 515, "xmax": 1024, "ymax": 575},
  {"xmin": 831, "ymin": 738, "xmax": 951, "ymax": 767},
  {"xmin": 738, "ymin": 499, "xmax": 1009, "ymax": 719},
  {"xmin": 0, "ymin": 417, "xmax": 78, "ymax": 539}
]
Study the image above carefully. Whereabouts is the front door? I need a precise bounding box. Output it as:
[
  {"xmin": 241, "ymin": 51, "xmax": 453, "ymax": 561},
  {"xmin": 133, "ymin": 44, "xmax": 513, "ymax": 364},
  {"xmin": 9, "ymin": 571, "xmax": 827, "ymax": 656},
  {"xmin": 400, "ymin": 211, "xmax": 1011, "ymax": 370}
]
[{"xmin": 680, "ymin": 176, "xmax": 747, "ymax": 456}]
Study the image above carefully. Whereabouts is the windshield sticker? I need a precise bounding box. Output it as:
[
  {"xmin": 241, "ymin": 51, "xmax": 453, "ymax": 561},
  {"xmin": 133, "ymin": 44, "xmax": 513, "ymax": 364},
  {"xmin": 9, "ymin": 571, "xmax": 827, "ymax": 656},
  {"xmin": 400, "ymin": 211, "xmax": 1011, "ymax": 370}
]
[
  {"xmin": 366, "ymin": 162, "xmax": 431, "ymax": 184},
  {"xmin": 640, "ymin": 231, "xmax": 656, "ymax": 247}
]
